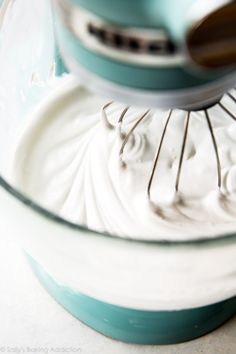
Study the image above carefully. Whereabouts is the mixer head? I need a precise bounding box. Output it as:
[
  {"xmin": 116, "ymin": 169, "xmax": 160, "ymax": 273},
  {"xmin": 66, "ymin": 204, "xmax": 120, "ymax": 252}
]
[{"xmin": 53, "ymin": 0, "xmax": 236, "ymax": 110}]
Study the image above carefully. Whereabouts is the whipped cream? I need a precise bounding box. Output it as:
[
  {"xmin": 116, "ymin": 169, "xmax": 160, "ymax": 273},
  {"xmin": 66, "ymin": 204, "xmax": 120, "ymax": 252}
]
[{"xmin": 11, "ymin": 77, "xmax": 236, "ymax": 241}]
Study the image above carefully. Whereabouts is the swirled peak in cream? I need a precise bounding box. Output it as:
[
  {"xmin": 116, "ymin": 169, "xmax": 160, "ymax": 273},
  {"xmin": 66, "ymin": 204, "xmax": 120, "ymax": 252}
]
[{"xmin": 12, "ymin": 77, "xmax": 236, "ymax": 241}]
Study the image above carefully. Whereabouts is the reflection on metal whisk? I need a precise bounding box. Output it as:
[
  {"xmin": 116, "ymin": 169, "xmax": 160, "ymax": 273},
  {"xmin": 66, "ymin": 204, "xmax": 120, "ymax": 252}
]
[
  {"xmin": 102, "ymin": 88, "xmax": 236, "ymax": 211},
  {"xmin": 119, "ymin": 110, "xmax": 150, "ymax": 168}
]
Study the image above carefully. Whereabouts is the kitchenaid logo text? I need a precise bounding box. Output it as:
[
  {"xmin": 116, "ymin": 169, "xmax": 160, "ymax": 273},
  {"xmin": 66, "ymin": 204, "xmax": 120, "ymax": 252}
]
[{"xmin": 0, "ymin": 347, "xmax": 82, "ymax": 353}]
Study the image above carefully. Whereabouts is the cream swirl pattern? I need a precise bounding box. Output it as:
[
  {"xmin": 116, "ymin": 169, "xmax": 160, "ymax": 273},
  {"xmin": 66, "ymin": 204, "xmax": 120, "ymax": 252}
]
[{"xmin": 11, "ymin": 77, "xmax": 236, "ymax": 241}]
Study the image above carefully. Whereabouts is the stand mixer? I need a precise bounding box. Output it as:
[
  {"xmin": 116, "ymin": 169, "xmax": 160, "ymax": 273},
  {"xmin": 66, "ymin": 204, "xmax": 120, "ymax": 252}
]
[
  {"xmin": 1, "ymin": 0, "xmax": 236, "ymax": 347},
  {"xmin": 53, "ymin": 0, "xmax": 236, "ymax": 210}
]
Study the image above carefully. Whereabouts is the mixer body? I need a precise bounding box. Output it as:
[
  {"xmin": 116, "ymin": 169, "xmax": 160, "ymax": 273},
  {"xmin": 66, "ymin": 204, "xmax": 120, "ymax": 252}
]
[
  {"xmin": 0, "ymin": 0, "xmax": 235, "ymax": 346},
  {"xmin": 53, "ymin": 0, "xmax": 236, "ymax": 110}
]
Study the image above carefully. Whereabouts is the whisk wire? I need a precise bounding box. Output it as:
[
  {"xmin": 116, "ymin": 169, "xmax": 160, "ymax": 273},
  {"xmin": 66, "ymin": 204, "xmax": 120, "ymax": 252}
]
[
  {"xmin": 147, "ymin": 110, "xmax": 173, "ymax": 203},
  {"xmin": 118, "ymin": 106, "xmax": 130, "ymax": 139},
  {"xmin": 102, "ymin": 101, "xmax": 114, "ymax": 129},
  {"xmin": 204, "ymin": 109, "xmax": 222, "ymax": 189},
  {"xmin": 218, "ymin": 101, "xmax": 236, "ymax": 122},
  {"xmin": 227, "ymin": 92, "xmax": 236, "ymax": 103},
  {"xmin": 175, "ymin": 111, "xmax": 191, "ymax": 193},
  {"xmin": 119, "ymin": 110, "xmax": 150, "ymax": 167}
]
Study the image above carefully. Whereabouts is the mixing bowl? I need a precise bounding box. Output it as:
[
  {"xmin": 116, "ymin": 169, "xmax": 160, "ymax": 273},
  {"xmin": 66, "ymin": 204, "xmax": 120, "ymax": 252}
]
[{"xmin": 0, "ymin": 0, "xmax": 235, "ymax": 345}]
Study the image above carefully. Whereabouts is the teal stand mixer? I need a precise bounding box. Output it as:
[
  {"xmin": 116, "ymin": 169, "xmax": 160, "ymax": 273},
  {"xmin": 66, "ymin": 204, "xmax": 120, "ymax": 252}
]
[
  {"xmin": 52, "ymin": 0, "xmax": 236, "ymax": 203},
  {"xmin": 27, "ymin": 0, "xmax": 234, "ymax": 345},
  {"xmin": 1, "ymin": 0, "xmax": 236, "ymax": 346}
]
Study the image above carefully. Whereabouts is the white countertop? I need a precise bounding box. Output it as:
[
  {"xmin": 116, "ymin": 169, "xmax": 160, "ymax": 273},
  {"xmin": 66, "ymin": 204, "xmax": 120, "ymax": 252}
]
[{"xmin": 0, "ymin": 227, "xmax": 235, "ymax": 354}]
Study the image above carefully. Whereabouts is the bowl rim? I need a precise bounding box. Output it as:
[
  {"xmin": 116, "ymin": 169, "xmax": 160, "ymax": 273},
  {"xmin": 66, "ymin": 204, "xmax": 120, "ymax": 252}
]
[{"xmin": 1, "ymin": 175, "xmax": 236, "ymax": 247}]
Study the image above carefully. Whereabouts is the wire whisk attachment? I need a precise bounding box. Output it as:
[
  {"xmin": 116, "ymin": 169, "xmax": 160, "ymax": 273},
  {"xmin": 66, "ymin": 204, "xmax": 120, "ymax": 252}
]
[{"xmin": 101, "ymin": 88, "xmax": 236, "ymax": 213}]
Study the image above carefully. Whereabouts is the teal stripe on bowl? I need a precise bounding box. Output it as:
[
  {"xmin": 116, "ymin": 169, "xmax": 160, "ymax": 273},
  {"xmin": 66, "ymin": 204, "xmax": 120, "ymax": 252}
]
[{"xmin": 27, "ymin": 254, "xmax": 236, "ymax": 345}]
